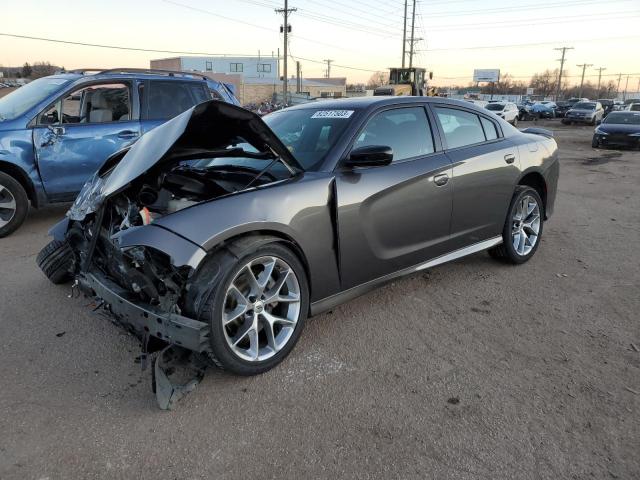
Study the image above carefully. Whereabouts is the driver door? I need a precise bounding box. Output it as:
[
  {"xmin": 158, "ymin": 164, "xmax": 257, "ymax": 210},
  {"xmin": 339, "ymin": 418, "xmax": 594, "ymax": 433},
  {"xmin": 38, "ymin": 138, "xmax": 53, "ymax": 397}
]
[
  {"xmin": 32, "ymin": 81, "xmax": 140, "ymax": 201},
  {"xmin": 335, "ymin": 105, "xmax": 453, "ymax": 289}
]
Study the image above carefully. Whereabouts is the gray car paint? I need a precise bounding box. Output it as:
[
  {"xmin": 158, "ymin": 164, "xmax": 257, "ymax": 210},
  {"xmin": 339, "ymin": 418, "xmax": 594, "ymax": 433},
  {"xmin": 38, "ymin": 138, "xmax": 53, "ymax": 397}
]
[{"xmin": 61, "ymin": 97, "xmax": 559, "ymax": 317}]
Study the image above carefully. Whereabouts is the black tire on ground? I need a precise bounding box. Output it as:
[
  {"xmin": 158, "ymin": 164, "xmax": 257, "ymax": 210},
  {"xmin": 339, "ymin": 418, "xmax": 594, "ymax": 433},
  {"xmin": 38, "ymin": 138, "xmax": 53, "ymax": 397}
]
[
  {"xmin": 198, "ymin": 239, "xmax": 309, "ymax": 375},
  {"xmin": 0, "ymin": 171, "xmax": 29, "ymax": 238},
  {"xmin": 590, "ymin": 117, "xmax": 596, "ymax": 126},
  {"xmin": 592, "ymin": 136, "xmax": 600, "ymax": 148},
  {"xmin": 36, "ymin": 239, "xmax": 75, "ymax": 284},
  {"xmin": 512, "ymin": 116, "xmax": 518, "ymax": 127},
  {"xmin": 488, "ymin": 186, "xmax": 545, "ymax": 265}
]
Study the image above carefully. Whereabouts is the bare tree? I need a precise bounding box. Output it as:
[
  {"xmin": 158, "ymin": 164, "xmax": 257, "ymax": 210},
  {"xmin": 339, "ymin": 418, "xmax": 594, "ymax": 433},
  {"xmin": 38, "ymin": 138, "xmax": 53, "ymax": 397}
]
[
  {"xmin": 30, "ymin": 62, "xmax": 57, "ymax": 79},
  {"xmin": 366, "ymin": 71, "xmax": 387, "ymax": 89}
]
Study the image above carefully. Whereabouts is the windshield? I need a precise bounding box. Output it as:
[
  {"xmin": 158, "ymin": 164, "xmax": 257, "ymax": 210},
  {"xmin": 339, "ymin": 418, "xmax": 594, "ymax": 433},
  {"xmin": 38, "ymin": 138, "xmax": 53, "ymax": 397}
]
[
  {"xmin": 0, "ymin": 77, "xmax": 71, "ymax": 121},
  {"xmin": 485, "ymin": 104, "xmax": 505, "ymax": 111},
  {"xmin": 263, "ymin": 108, "xmax": 354, "ymax": 170},
  {"xmin": 603, "ymin": 112, "xmax": 640, "ymax": 125},
  {"xmin": 573, "ymin": 102, "xmax": 595, "ymax": 110}
]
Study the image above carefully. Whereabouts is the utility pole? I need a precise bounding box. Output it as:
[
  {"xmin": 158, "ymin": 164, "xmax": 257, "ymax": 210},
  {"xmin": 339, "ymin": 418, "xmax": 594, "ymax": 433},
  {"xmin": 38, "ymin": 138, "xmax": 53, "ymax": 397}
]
[
  {"xmin": 275, "ymin": 1, "xmax": 296, "ymax": 103},
  {"xmin": 576, "ymin": 63, "xmax": 593, "ymax": 98},
  {"xmin": 595, "ymin": 67, "xmax": 606, "ymax": 95},
  {"xmin": 616, "ymin": 73, "xmax": 623, "ymax": 99},
  {"xmin": 623, "ymin": 74, "xmax": 630, "ymax": 101},
  {"xmin": 554, "ymin": 46, "xmax": 573, "ymax": 101},
  {"xmin": 409, "ymin": 0, "xmax": 416, "ymax": 68},
  {"xmin": 323, "ymin": 59, "xmax": 333, "ymax": 78},
  {"xmin": 401, "ymin": 0, "xmax": 407, "ymax": 68},
  {"xmin": 296, "ymin": 61, "xmax": 301, "ymax": 93}
]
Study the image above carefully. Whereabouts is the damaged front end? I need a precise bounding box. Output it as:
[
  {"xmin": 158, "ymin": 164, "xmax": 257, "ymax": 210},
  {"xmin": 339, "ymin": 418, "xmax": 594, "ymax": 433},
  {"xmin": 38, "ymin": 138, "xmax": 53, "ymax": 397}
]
[{"xmin": 49, "ymin": 101, "xmax": 302, "ymax": 407}]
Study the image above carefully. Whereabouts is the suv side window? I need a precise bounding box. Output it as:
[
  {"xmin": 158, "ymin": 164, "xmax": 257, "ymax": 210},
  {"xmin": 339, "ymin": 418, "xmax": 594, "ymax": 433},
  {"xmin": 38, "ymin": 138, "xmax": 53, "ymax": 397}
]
[
  {"xmin": 353, "ymin": 107, "xmax": 434, "ymax": 162},
  {"xmin": 38, "ymin": 82, "xmax": 131, "ymax": 125},
  {"xmin": 147, "ymin": 81, "xmax": 208, "ymax": 120},
  {"xmin": 435, "ymin": 107, "xmax": 491, "ymax": 149}
]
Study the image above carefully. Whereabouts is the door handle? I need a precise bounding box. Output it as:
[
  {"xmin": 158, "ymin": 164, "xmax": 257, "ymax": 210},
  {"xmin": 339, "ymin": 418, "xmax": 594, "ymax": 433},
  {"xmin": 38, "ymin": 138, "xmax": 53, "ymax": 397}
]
[
  {"xmin": 433, "ymin": 173, "xmax": 449, "ymax": 186},
  {"xmin": 504, "ymin": 153, "xmax": 516, "ymax": 164},
  {"xmin": 117, "ymin": 130, "xmax": 139, "ymax": 139}
]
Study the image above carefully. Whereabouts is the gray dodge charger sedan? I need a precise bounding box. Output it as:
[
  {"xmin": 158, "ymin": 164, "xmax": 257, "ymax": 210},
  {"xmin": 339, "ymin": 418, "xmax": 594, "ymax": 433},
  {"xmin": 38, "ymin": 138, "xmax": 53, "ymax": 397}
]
[{"xmin": 38, "ymin": 97, "xmax": 559, "ymax": 375}]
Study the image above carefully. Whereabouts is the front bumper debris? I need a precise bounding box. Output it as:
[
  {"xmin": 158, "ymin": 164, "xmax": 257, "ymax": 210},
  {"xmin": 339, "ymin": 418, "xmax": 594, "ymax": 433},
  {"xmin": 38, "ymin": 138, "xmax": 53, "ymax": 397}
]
[{"xmin": 78, "ymin": 271, "xmax": 210, "ymax": 353}]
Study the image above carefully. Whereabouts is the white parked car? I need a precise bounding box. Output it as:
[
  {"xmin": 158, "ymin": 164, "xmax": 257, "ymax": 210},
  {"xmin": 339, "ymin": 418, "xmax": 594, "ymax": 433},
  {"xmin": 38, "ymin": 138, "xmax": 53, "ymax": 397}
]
[
  {"xmin": 628, "ymin": 103, "xmax": 640, "ymax": 112},
  {"xmin": 485, "ymin": 102, "xmax": 519, "ymax": 125}
]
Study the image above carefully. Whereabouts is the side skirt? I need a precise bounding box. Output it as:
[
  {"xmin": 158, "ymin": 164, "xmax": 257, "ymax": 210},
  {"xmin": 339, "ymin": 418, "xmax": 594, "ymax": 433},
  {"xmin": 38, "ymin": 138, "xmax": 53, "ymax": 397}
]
[{"xmin": 309, "ymin": 236, "xmax": 502, "ymax": 316}]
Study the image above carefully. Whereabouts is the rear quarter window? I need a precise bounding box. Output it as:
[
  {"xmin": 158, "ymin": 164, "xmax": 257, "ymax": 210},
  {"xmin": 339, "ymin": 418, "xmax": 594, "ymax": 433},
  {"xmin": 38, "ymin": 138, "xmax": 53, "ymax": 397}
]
[{"xmin": 147, "ymin": 81, "xmax": 208, "ymax": 120}]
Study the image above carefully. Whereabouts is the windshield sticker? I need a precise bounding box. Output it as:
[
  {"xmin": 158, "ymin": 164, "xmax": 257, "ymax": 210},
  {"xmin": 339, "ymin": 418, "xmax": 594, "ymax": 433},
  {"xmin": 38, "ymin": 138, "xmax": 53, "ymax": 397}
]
[{"xmin": 311, "ymin": 110, "xmax": 354, "ymax": 119}]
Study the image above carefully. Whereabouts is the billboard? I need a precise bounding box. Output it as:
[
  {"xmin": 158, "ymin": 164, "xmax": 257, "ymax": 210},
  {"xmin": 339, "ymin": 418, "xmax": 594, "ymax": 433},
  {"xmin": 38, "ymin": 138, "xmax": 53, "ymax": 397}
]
[{"xmin": 473, "ymin": 69, "xmax": 500, "ymax": 82}]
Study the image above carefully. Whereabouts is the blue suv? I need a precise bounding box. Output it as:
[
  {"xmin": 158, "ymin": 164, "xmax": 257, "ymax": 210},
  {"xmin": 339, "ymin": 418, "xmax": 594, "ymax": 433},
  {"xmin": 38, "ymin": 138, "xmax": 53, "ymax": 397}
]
[{"xmin": 0, "ymin": 69, "xmax": 239, "ymax": 236}]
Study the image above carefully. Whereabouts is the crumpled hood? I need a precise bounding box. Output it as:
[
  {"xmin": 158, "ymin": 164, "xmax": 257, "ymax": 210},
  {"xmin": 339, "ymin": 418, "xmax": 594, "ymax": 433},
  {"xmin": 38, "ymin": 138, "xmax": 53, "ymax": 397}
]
[{"xmin": 68, "ymin": 101, "xmax": 302, "ymax": 220}]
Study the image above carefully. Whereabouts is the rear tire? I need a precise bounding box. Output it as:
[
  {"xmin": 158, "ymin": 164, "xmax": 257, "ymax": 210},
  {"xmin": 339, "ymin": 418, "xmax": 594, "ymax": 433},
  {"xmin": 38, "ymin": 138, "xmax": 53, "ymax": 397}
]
[
  {"xmin": 0, "ymin": 172, "xmax": 29, "ymax": 238},
  {"xmin": 512, "ymin": 116, "xmax": 518, "ymax": 127},
  {"xmin": 37, "ymin": 239, "xmax": 75, "ymax": 284},
  {"xmin": 489, "ymin": 186, "xmax": 544, "ymax": 264}
]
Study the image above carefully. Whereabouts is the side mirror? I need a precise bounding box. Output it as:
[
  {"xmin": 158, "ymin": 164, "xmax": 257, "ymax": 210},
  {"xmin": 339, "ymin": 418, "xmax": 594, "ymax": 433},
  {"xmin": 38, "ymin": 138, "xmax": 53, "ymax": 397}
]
[{"xmin": 345, "ymin": 145, "xmax": 393, "ymax": 168}]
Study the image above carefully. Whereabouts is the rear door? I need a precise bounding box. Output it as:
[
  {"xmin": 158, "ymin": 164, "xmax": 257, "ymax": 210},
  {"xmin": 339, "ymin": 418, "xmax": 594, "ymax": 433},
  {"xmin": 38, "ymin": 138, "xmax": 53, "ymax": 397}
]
[
  {"xmin": 140, "ymin": 80, "xmax": 210, "ymax": 134},
  {"xmin": 431, "ymin": 105, "xmax": 521, "ymax": 249},
  {"xmin": 335, "ymin": 105, "xmax": 453, "ymax": 288},
  {"xmin": 32, "ymin": 80, "xmax": 140, "ymax": 201}
]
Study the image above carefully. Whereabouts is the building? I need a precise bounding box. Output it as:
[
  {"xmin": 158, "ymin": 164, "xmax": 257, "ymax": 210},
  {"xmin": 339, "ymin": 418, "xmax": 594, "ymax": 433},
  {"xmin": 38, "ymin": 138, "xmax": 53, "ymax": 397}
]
[
  {"xmin": 150, "ymin": 56, "xmax": 346, "ymax": 104},
  {"xmin": 150, "ymin": 56, "xmax": 278, "ymax": 81}
]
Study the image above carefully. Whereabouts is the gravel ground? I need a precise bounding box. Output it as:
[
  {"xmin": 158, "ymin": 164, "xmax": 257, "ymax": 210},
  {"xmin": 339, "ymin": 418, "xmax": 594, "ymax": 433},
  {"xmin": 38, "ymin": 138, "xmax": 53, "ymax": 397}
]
[{"xmin": 1, "ymin": 119, "xmax": 638, "ymax": 480}]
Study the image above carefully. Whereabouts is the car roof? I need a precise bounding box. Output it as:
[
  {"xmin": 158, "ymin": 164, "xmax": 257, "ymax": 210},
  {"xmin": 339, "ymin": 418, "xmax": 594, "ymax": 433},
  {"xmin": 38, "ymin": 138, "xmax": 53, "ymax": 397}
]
[
  {"xmin": 284, "ymin": 96, "xmax": 492, "ymax": 114},
  {"xmin": 50, "ymin": 71, "xmax": 207, "ymax": 84}
]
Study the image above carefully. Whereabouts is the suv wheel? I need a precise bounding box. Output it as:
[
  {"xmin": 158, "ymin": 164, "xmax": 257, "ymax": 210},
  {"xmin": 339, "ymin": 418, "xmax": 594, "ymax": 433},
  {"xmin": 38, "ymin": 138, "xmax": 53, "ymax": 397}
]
[
  {"xmin": 199, "ymin": 240, "xmax": 309, "ymax": 375},
  {"xmin": 512, "ymin": 116, "xmax": 518, "ymax": 127},
  {"xmin": 0, "ymin": 172, "xmax": 29, "ymax": 238},
  {"xmin": 489, "ymin": 186, "xmax": 544, "ymax": 264}
]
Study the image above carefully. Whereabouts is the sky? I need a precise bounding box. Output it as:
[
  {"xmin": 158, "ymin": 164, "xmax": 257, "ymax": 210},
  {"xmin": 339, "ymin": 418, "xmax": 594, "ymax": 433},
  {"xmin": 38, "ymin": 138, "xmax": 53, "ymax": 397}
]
[{"xmin": 1, "ymin": 0, "xmax": 639, "ymax": 88}]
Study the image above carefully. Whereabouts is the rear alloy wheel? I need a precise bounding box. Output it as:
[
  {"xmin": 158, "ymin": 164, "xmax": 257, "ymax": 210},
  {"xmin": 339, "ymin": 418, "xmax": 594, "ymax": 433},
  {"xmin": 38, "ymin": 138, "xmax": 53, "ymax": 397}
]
[
  {"xmin": 489, "ymin": 186, "xmax": 544, "ymax": 264},
  {"xmin": 0, "ymin": 172, "xmax": 29, "ymax": 238},
  {"xmin": 200, "ymin": 241, "xmax": 309, "ymax": 375}
]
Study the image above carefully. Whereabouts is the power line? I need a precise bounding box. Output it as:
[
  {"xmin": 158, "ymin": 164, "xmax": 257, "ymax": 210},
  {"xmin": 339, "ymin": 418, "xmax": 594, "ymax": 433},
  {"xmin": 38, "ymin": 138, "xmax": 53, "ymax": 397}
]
[{"xmin": 424, "ymin": 35, "xmax": 640, "ymax": 51}]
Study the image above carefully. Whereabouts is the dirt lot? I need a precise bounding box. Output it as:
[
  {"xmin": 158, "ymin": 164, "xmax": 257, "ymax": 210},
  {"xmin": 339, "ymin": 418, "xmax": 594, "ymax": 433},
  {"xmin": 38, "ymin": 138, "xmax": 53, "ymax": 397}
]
[{"xmin": 1, "ymin": 119, "xmax": 638, "ymax": 479}]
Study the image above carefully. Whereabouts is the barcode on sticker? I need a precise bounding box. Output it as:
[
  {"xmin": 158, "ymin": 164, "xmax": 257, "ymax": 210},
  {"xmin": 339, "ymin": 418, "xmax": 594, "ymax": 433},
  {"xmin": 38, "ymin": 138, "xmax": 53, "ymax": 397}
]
[{"xmin": 311, "ymin": 110, "xmax": 354, "ymax": 119}]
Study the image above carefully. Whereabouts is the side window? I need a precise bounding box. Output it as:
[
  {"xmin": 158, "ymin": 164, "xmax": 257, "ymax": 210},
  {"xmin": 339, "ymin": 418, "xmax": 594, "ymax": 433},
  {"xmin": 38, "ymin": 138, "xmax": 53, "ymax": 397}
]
[
  {"xmin": 63, "ymin": 83, "xmax": 130, "ymax": 124},
  {"xmin": 435, "ymin": 107, "xmax": 486, "ymax": 149},
  {"xmin": 147, "ymin": 81, "xmax": 202, "ymax": 120},
  {"xmin": 38, "ymin": 83, "xmax": 131, "ymax": 125},
  {"xmin": 230, "ymin": 63, "xmax": 243, "ymax": 73},
  {"xmin": 480, "ymin": 117, "xmax": 498, "ymax": 140},
  {"xmin": 353, "ymin": 107, "xmax": 434, "ymax": 162}
]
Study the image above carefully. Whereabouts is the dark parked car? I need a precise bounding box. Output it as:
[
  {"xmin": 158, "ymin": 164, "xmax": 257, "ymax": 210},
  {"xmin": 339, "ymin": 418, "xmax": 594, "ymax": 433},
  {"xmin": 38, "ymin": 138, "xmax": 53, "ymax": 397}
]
[
  {"xmin": 531, "ymin": 101, "xmax": 557, "ymax": 119},
  {"xmin": 38, "ymin": 98, "xmax": 559, "ymax": 377},
  {"xmin": 562, "ymin": 101, "xmax": 604, "ymax": 125},
  {"xmin": 592, "ymin": 111, "xmax": 640, "ymax": 149},
  {"xmin": 555, "ymin": 97, "xmax": 588, "ymax": 117},
  {"xmin": 597, "ymin": 99, "xmax": 615, "ymax": 117},
  {"xmin": 0, "ymin": 69, "xmax": 238, "ymax": 237}
]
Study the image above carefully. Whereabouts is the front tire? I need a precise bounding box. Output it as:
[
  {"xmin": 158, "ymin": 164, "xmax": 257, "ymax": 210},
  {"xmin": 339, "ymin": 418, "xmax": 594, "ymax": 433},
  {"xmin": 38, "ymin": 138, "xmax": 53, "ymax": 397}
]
[
  {"xmin": 0, "ymin": 172, "xmax": 29, "ymax": 238},
  {"xmin": 198, "ymin": 239, "xmax": 309, "ymax": 375},
  {"xmin": 489, "ymin": 186, "xmax": 544, "ymax": 264},
  {"xmin": 592, "ymin": 136, "xmax": 600, "ymax": 148},
  {"xmin": 37, "ymin": 239, "xmax": 75, "ymax": 284}
]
